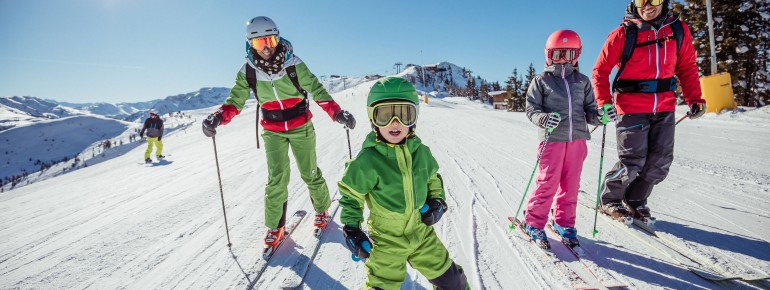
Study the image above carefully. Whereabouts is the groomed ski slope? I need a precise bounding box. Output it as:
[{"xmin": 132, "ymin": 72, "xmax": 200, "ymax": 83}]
[{"xmin": 1, "ymin": 80, "xmax": 770, "ymax": 289}]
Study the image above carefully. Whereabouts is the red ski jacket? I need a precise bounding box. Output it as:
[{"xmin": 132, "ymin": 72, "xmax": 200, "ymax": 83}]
[{"xmin": 592, "ymin": 15, "xmax": 705, "ymax": 115}]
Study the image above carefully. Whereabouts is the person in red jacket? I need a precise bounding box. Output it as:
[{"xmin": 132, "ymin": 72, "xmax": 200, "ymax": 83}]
[{"xmin": 592, "ymin": 0, "xmax": 706, "ymax": 220}]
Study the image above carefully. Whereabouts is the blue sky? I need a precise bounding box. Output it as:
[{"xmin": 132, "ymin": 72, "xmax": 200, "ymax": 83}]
[{"xmin": 0, "ymin": 0, "xmax": 632, "ymax": 103}]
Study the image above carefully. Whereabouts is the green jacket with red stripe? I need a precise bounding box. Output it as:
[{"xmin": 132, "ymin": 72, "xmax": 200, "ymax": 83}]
[
  {"xmin": 339, "ymin": 132, "xmax": 445, "ymax": 231},
  {"xmin": 217, "ymin": 39, "xmax": 341, "ymax": 132}
]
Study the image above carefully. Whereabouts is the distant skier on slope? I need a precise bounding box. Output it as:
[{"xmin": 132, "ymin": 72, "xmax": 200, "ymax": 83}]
[
  {"xmin": 522, "ymin": 30, "xmax": 604, "ymax": 249},
  {"xmin": 139, "ymin": 110, "xmax": 165, "ymax": 163},
  {"xmin": 200, "ymin": 16, "xmax": 356, "ymax": 252},
  {"xmin": 592, "ymin": 0, "xmax": 706, "ymax": 220},
  {"xmin": 338, "ymin": 77, "xmax": 469, "ymax": 290}
]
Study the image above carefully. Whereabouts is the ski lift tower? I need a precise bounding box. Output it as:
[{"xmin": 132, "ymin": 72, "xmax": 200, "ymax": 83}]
[{"xmin": 393, "ymin": 62, "xmax": 403, "ymax": 74}]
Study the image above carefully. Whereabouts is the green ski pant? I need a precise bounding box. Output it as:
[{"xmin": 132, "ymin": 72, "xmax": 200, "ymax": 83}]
[
  {"xmin": 144, "ymin": 137, "xmax": 163, "ymax": 159},
  {"xmin": 262, "ymin": 122, "xmax": 331, "ymax": 229},
  {"xmin": 364, "ymin": 212, "xmax": 464, "ymax": 290}
]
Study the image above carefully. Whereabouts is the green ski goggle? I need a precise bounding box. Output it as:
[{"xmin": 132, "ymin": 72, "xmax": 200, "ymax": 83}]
[{"xmin": 368, "ymin": 102, "xmax": 419, "ymax": 128}]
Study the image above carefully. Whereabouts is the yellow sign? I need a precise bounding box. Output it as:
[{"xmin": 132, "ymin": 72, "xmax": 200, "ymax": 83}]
[{"xmin": 699, "ymin": 72, "xmax": 736, "ymax": 113}]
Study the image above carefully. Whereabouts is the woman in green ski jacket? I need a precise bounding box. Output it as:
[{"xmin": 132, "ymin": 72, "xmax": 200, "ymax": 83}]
[
  {"xmin": 200, "ymin": 16, "xmax": 356, "ymax": 253},
  {"xmin": 339, "ymin": 77, "xmax": 469, "ymax": 290}
]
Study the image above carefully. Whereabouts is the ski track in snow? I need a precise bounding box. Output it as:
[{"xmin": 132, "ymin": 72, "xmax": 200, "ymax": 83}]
[{"xmin": 2, "ymin": 89, "xmax": 770, "ymax": 289}]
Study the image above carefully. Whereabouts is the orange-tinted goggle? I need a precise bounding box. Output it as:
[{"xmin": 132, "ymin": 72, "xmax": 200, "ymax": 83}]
[
  {"xmin": 633, "ymin": 0, "xmax": 664, "ymax": 8},
  {"xmin": 250, "ymin": 35, "xmax": 278, "ymax": 49}
]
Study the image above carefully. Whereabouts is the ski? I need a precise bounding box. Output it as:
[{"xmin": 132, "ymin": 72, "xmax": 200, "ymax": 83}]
[
  {"xmin": 577, "ymin": 191, "xmax": 742, "ymax": 281},
  {"xmin": 246, "ymin": 210, "xmax": 307, "ymax": 290},
  {"xmin": 280, "ymin": 199, "xmax": 342, "ymax": 288},
  {"xmin": 631, "ymin": 219, "xmax": 770, "ymax": 281},
  {"xmin": 508, "ymin": 217, "xmax": 600, "ymax": 290},
  {"xmin": 545, "ymin": 222, "xmax": 628, "ymax": 289}
]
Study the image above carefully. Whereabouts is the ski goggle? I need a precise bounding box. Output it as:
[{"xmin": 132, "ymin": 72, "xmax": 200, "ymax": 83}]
[
  {"xmin": 548, "ymin": 49, "xmax": 580, "ymax": 62},
  {"xmin": 368, "ymin": 102, "xmax": 419, "ymax": 128},
  {"xmin": 249, "ymin": 35, "xmax": 278, "ymax": 49},
  {"xmin": 633, "ymin": 0, "xmax": 665, "ymax": 8}
]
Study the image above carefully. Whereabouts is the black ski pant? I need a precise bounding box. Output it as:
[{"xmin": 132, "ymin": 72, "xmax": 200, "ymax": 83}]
[{"xmin": 601, "ymin": 112, "xmax": 675, "ymax": 207}]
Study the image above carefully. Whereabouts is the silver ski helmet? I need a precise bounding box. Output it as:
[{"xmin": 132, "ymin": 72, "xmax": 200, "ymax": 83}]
[{"xmin": 246, "ymin": 16, "xmax": 279, "ymax": 40}]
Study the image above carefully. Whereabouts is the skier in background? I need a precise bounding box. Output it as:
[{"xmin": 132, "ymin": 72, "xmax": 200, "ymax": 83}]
[
  {"xmin": 200, "ymin": 16, "xmax": 356, "ymax": 252},
  {"xmin": 339, "ymin": 77, "xmax": 469, "ymax": 290},
  {"xmin": 522, "ymin": 30, "xmax": 604, "ymax": 249},
  {"xmin": 140, "ymin": 110, "xmax": 165, "ymax": 164},
  {"xmin": 592, "ymin": 0, "xmax": 706, "ymax": 220}
]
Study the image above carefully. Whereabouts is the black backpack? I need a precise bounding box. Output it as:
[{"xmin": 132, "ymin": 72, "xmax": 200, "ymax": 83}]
[{"xmin": 612, "ymin": 19, "xmax": 684, "ymax": 93}]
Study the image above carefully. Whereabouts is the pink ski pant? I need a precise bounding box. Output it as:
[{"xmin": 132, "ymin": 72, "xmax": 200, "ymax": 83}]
[{"xmin": 525, "ymin": 139, "xmax": 587, "ymax": 229}]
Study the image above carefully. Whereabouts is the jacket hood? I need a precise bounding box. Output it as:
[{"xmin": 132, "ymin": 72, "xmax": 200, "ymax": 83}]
[{"xmin": 362, "ymin": 131, "xmax": 422, "ymax": 157}]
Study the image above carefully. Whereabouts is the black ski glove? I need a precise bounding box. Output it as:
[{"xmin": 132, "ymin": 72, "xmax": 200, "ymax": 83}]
[
  {"xmin": 158, "ymin": 136, "xmax": 162, "ymax": 141},
  {"xmin": 420, "ymin": 198, "xmax": 448, "ymax": 226},
  {"xmin": 202, "ymin": 112, "xmax": 222, "ymax": 137},
  {"xmin": 334, "ymin": 110, "xmax": 356, "ymax": 129},
  {"xmin": 343, "ymin": 225, "xmax": 371, "ymax": 260},
  {"xmin": 139, "ymin": 133, "xmax": 144, "ymax": 139},
  {"xmin": 689, "ymin": 102, "xmax": 706, "ymax": 119}
]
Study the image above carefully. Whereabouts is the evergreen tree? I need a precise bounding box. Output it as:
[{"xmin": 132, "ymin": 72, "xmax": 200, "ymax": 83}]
[
  {"xmin": 674, "ymin": 0, "xmax": 770, "ymax": 106},
  {"xmin": 525, "ymin": 63, "xmax": 537, "ymax": 87},
  {"xmin": 512, "ymin": 70, "xmax": 526, "ymax": 112},
  {"xmin": 492, "ymin": 81, "xmax": 501, "ymax": 91},
  {"xmin": 479, "ymin": 80, "xmax": 489, "ymax": 102}
]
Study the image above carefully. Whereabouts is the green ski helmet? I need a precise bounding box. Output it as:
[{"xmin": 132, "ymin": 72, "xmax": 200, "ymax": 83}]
[{"xmin": 367, "ymin": 77, "xmax": 419, "ymax": 106}]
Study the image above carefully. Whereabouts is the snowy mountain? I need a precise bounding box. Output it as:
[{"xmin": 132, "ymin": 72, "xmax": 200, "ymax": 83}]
[
  {"xmin": 397, "ymin": 61, "xmax": 490, "ymax": 97},
  {"xmin": 0, "ymin": 96, "xmax": 87, "ymax": 131},
  {"xmin": 1, "ymin": 76, "xmax": 769, "ymax": 289}
]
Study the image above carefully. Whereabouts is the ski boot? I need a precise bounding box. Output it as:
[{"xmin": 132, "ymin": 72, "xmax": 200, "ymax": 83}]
[
  {"xmin": 313, "ymin": 210, "xmax": 331, "ymax": 237},
  {"xmin": 550, "ymin": 221, "xmax": 581, "ymax": 249},
  {"xmin": 601, "ymin": 202, "xmax": 633, "ymax": 225},
  {"xmin": 523, "ymin": 223, "xmax": 550, "ymax": 250},
  {"xmin": 263, "ymin": 227, "xmax": 285, "ymax": 258},
  {"xmin": 628, "ymin": 204, "xmax": 657, "ymax": 226},
  {"xmin": 144, "ymin": 158, "xmax": 152, "ymax": 164},
  {"xmin": 156, "ymin": 155, "xmax": 165, "ymax": 160}
]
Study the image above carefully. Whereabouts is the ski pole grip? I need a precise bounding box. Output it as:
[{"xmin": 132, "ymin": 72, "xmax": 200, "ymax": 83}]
[
  {"xmin": 420, "ymin": 204, "xmax": 429, "ymax": 214},
  {"xmin": 351, "ymin": 241, "xmax": 372, "ymax": 262},
  {"xmin": 601, "ymin": 104, "xmax": 613, "ymax": 125},
  {"xmin": 546, "ymin": 112, "xmax": 559, "ymax": 133}
]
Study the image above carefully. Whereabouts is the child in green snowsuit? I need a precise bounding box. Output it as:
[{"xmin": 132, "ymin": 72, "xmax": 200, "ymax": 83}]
[{"xmin": 339, "ymin": 77, "xmax": 469, "ymax": 290}]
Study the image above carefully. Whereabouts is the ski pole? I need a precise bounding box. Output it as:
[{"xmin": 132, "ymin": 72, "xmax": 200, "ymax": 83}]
[
  {"xmin": 590, "ymin": 125, "xmax": 599, "ymax": 134},
  {"xmin": 591, "ymin": 121, "xmax": 609, "ymax": 238},
  {"xmin": 345, "ymin": 126, "xmax": 352, "ymax": 160},
  {"xmin": 675, "ymin": 113, "xmax": 690, "ymax": 125},
  {"xmin": 510, "ymin": 124, "xmax": 555, "ymax": 231},
  {"xmin": 212, "ymin": 136, "xmax": 233, "ymax": 247}
]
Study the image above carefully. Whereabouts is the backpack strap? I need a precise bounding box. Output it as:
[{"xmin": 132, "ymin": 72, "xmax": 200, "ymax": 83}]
[
  {"xmin": 670, "ymin": 19, "xmax": 684, "ymax": 54},
  {"xmin": 283, "ymin": 65, "xmax": 310, "ymax": 129},
  {"xmin": 612, "ymin": 22, "xmax": 639, "ymax": 94},
  {"xmin": 245, "ymin": 64, "xmax": 261, "ymax": 148}
]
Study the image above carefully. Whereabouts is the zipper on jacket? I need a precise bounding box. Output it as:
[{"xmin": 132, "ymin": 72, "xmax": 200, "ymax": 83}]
[
  {"xmin": 270, "ymin": 79, "xmax": 289, "ymax": 131},
  {"xmin": 653, "ymin": 29, "xmax": 661, "ymax": 114},
  {"xmin": 561, "ymin": 67, "xmax": 573, "ymax": 142}
]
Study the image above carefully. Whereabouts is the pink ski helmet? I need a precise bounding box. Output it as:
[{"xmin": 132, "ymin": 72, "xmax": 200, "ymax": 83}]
[{"xmin": 545, "ymin": 30, "xmax": 582, "ymax": 66}]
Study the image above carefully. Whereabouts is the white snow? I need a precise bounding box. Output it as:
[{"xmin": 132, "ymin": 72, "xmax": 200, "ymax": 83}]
[{"xmin": 1, "ymin": 80, "xmax": 770, "ymax": 289}]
